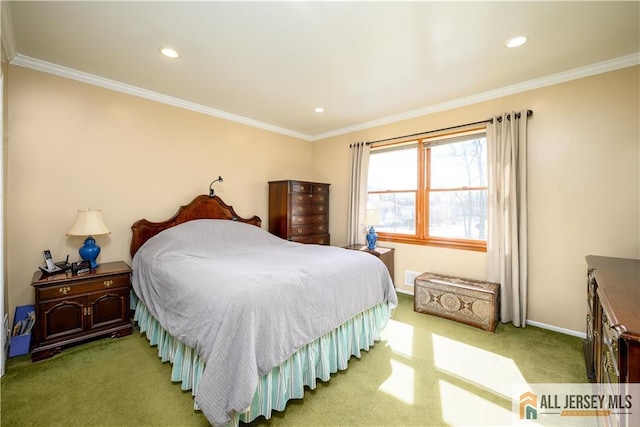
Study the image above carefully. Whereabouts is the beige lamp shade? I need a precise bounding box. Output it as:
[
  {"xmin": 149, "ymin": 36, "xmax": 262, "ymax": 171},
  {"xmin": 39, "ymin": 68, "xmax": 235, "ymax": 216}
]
[
  {"xmin": 363, "ymin": 209, "xmax": 382, "ymax": 227},
  {"xmin": 67, "ymin": 209, "xmax": 111, "ymax": 237}
]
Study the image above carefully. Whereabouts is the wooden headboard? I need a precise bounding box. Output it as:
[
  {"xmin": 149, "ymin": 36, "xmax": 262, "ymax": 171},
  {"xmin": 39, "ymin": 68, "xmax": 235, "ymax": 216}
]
[{"xmin": 130, "ymin": 195, "xmax": 262, "ymax": 257}]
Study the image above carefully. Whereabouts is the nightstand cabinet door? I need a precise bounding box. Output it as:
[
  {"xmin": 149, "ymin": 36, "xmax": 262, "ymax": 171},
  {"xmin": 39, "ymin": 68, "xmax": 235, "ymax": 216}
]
[
  {"xmin": 38, "ymin": 297, "xmax": 86, "ymax": 342},
  {"xmin": 88, "ymin": 288, "xmax": 129, "ymax": 330},
  {"xmin": 31, "ymin": 261, "xmax": 133, "ymax": 362}
]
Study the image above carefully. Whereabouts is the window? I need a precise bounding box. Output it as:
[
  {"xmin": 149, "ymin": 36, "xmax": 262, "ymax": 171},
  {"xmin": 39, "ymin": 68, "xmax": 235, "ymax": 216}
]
[{"xmin": 366, "ymin": 128, "xmax": 487, "ymax": 251}]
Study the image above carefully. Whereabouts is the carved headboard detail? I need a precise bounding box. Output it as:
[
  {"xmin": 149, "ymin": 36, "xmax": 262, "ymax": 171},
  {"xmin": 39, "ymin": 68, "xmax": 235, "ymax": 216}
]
[{"xmin": 130, "ymin": 195, "xmax": 262, "ymax": 257}]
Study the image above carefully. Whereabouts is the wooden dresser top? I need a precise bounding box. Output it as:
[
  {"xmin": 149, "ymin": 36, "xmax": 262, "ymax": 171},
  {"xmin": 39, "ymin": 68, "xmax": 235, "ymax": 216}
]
[{"xmin": 586, "ymin": 255, "xmax": 640, "ymax": 341}]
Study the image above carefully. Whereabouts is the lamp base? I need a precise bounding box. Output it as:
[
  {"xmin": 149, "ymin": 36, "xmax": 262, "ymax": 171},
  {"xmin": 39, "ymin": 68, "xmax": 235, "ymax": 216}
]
[
  {"xmin": 366, "ymin": 226, "xmax": 378, "ymax": 250},
  {"xmin": 79, "ymin": 236, "xmax": 101, "ymax": 269}
]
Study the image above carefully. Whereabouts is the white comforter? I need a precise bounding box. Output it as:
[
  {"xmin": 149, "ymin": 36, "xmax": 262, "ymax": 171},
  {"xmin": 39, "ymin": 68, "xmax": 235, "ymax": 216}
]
[{"xmin": 131, "ymin": 219, "xmax": 397, "ymax": 425}]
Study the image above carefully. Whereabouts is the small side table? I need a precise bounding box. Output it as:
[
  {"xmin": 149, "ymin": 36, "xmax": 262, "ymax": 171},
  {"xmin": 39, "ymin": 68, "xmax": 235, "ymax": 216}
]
[
  {"xmin": 344, "ymin": 244, "xmax": 395, "ymax": 286},
  {"xmin": 30, "ymin": 261, "xmax": 133, "ymax": 361}
]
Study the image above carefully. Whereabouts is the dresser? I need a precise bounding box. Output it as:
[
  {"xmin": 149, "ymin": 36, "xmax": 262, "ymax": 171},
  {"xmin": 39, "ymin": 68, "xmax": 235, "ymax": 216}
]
[
  {"xmin": 268, "ymin": 180, "xmax": 330, "ymax": 245},
  {"xmin": 30, "ymin": 261, "xmax": 133, "ymax": 361},
  {"xmin": 584, "ymin": 256, "xmax": 640, "ymax": 427}
]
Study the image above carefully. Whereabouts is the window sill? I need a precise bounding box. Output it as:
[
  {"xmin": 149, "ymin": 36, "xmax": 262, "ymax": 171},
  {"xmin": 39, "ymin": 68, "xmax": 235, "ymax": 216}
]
[{"xmin": 378, "ymin": 234, "xmax": 487, "ymax": 252}]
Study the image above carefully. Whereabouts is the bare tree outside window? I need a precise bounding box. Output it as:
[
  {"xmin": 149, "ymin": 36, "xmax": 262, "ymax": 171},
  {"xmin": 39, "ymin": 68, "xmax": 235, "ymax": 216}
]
[{"xmin": 429, "ymin": 138, "xmax": 487, "ymax": 240}]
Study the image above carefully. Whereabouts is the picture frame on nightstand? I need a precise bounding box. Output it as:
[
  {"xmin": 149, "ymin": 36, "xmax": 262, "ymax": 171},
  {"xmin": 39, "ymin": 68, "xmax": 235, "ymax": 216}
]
[{"xmin": 71, "ymin": 260, "xmax": 91, "ymax": 275}]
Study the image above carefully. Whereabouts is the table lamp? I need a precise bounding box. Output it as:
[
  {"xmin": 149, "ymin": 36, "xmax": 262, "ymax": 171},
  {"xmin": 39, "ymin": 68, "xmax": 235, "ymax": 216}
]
[
  {"xmin": 363, "ymin": 209, "xmax": 382, "ymax": 250},
  {"xmin": 67, "ymin": 209, "xmax": 111, "ymax": 269}
]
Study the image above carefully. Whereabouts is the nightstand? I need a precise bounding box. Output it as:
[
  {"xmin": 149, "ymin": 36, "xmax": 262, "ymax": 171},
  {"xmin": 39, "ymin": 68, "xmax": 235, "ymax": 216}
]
[
  {"xmin": 30, "ymin": 261, "xmax": 133, "ymax": 361},
  {"xmin": 344, "ymin": 244, "xmax": 395, "ymax": 285}
]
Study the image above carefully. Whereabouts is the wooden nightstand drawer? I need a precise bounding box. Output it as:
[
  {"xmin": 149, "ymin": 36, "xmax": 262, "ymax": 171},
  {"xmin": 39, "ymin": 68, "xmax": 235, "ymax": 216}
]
[{"xmin": 38, "ymin": 275, "xmax": 129, "ymax": 300}]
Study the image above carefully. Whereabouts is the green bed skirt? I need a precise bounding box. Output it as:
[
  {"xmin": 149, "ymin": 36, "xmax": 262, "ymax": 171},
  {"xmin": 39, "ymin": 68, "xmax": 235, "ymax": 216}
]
[{"xmin": 132, "ymin": 292, "xmax": 391, "ymax": 425}]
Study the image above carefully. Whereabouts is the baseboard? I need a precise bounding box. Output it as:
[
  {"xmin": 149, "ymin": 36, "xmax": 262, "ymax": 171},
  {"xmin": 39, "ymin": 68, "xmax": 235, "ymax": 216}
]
[
  {"xmin": 395, "ymin": 289, "xmax": 586, "ymax": 339},
  {"xmin": 526, "ymin": 320, "xmax": 586, "ymax": 339},
  {"xmin": 395, "ymin": 287, "xmax": 414, "ymax": 296}
]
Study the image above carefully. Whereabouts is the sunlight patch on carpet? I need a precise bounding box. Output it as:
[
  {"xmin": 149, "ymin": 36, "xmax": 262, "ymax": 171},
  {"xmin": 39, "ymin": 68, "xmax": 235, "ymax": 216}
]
[
  {"xmin": 380, "ymin": 318, "xmax": 414, "ymax": 357},
  {"xmin": 432, "ymin": 334, "xmax": 527, "ymax": 399},
  {"xmin": 439, "ymin": 380, "xmax": 516, "ymax": 426},
  {"xmin": 378, "ymin": 359, "xmax": 415, "ymax": 405}
]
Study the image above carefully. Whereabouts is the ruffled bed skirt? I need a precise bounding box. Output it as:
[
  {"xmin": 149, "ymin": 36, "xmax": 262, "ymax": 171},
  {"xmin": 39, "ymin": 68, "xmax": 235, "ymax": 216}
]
[{"xmin": 131, "ymin": 292, "xmax": 391, "ymax": 426}]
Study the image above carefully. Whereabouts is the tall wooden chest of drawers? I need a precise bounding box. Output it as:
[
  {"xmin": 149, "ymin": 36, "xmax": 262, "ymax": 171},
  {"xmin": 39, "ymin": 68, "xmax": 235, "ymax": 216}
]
[{"xmin": 268, "ymin": 180, "xmax": 330, "ymax": 245}]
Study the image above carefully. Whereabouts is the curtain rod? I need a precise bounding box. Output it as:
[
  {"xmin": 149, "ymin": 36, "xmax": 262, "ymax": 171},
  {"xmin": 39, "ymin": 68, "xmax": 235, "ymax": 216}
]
[{"xmin": 366, "ymin": 109, "xmax": 533, "ymax": 146}]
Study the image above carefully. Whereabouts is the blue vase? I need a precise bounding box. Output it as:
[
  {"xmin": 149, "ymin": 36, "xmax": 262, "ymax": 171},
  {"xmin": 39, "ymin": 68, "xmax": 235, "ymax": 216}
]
[
  {"xmin": 366, "ymin": 226, "xmax": 378, "ymax": 250},
  {"xmin": 79, "ymin": 236, "xmax": 101, "ymax": 269}
]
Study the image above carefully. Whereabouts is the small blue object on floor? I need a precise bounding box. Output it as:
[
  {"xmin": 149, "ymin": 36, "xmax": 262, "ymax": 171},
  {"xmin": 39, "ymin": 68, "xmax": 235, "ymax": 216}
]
[{"xmin": 9, "ymin": 305, "xmax": 35, "ymax": 357}]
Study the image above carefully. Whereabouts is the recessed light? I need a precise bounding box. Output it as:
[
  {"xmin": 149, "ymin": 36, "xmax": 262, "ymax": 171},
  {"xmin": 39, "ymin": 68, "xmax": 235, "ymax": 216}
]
[
  {"xmin": 505, "ymin": 36, "xmax": 527, "ymax": 48},
  {"xmin": 160, "ymin": 47, "xmax": 180, "ymax": 58},
  {"xmin": 315, "ymin": 107, "xmax": 325, "ymax": 113}
]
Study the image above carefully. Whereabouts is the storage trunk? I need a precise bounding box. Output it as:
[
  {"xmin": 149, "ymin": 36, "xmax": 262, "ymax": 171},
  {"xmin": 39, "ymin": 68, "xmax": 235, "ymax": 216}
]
[{"xmin": 414, "ymin": 272, "xmax": 500, "ymax": 332}]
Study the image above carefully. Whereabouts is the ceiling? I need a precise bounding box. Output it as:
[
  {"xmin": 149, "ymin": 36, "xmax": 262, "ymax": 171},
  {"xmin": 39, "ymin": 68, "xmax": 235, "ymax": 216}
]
[{"xmin": 2, "ymin": 1, "xmax": 639, "ymax": 141}]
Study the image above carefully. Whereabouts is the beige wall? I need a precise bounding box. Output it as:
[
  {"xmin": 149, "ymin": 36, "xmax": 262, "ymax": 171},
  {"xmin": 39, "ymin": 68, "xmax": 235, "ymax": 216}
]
[
  {"xmin": 313, "ymin": 65, "xmax": 640, "ymax": 334},
  {"xmin": 6, "ymin": 63, "xmax": 639, "ymax": 335},
  {"xmin": 6, "ymin": 65, "xmax": 312, "ymax": 314}
]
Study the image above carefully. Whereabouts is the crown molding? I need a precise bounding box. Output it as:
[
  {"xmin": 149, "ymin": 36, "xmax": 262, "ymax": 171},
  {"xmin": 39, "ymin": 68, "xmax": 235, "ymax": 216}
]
[
  {"xmin": 9, "ymin": 50, "xmax": 638, "ymax": 143},
  {"xmin": 311, "ymin": 53, "xmax": 640, "ymax": 141},
  {"xmin": 10, "ymin": 54, "xmax": 313, "ymax": 142},
  {"xmin": 1, "ymin": 2, "xmax": 17, "ymax": 61}
]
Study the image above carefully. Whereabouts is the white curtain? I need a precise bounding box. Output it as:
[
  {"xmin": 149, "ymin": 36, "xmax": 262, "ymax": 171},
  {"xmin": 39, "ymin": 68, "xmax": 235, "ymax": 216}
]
[
  {"xmin": 487, "ymin": 111, "xmax": 529, "ymax": 327},
  {"xmin": 347, "ymin": 142, "xmax": 370, "ymax": 246}
]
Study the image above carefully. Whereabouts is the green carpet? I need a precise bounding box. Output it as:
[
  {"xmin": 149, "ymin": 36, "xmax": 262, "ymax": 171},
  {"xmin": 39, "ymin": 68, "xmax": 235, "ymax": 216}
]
[{"xmin": 1, "ymin": 293, "xmax": 587, "ymax": 426}]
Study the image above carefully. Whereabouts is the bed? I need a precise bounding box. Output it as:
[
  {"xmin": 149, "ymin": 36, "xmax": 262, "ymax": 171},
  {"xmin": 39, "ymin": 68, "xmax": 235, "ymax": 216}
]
[{"xmin": 130, "ymin": 194, "xmax": 397, "ymax": 426}]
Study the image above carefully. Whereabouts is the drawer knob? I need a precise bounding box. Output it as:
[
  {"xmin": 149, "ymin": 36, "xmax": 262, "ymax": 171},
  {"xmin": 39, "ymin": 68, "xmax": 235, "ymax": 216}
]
[
  {"xmin": 103, "ymin": 280, "xmax": 113, "ymax": 288},
  {"xmin": 59, "ymin": 286, "xmax": 71, "ymax": 295}
]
